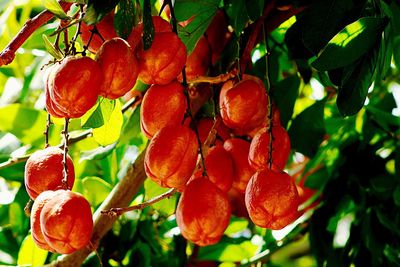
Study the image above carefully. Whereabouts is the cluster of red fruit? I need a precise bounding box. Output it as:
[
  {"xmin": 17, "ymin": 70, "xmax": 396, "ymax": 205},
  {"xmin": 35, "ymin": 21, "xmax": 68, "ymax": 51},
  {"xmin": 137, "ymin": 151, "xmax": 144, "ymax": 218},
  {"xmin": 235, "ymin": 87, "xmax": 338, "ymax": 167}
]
[{"xmin": 25, "ymin": 147, "xmax": 93, "ymax": 254}]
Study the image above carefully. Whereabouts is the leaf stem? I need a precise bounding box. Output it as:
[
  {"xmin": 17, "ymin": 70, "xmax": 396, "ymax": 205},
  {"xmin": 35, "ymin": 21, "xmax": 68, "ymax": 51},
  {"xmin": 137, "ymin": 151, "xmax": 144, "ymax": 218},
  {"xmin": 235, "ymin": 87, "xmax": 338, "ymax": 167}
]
[
  {"xmin": 44, "ymin": 113, "xmax": 52, "ymax": 148},
  {"xmin": 62, "ymin": 118, "xmax": 70, "ymax": 189}
]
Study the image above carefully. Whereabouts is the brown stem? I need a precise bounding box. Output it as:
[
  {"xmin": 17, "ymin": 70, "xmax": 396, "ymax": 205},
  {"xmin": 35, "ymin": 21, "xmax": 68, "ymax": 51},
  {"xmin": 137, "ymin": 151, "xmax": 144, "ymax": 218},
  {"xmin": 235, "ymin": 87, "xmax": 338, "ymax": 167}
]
[
  {"xmin": 0, "ymin": 1, "xmax": 73, "ymax": 66},
  {"xmin": 61, "ymin": 118, "xmax": 70, "ymax": 189},
  {"xmin": 44, "ymin": 149, "xmax": 147, "ymax": 267},
  {"xmin": 186, "ymin": 70, "xmax": 238, "ymax": 84},
  {"xmin": 44, "ymin": 113, "xmax": 52, "ymax": 148},
  {"xmin": 101, "ymin": 188, "xmax": 176, "ymax": 217},
  {"xmin": 240, "ymin": 0, "xmax": 276, "ymax": 74}
]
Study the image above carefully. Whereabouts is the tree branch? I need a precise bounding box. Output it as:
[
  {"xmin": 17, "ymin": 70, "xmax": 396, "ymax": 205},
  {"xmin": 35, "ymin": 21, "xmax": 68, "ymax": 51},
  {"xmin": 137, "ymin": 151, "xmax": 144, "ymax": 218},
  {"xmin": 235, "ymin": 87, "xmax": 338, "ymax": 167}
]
[
  {"xmin": 44, "ymin": 148, "xmax": 148, "ymax": 267},
  {"xmin": 0, "ymin": 2, "xmax": 73, "ymax": 66}
]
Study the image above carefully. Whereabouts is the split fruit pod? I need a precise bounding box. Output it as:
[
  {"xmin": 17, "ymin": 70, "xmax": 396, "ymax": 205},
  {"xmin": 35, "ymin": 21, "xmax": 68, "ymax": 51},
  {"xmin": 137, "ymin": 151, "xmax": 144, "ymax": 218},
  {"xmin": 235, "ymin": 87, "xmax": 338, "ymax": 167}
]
[
  {"xmin": 245, "ymin": 169, "xmax": 300, "ymax": 230},
  {"xmin": 176, "ymin": 177, "xmax": 231, "ymax": 246},
  {"xmin": 144, "ymin": 125, "xmax": 198, "ymax": 191}
]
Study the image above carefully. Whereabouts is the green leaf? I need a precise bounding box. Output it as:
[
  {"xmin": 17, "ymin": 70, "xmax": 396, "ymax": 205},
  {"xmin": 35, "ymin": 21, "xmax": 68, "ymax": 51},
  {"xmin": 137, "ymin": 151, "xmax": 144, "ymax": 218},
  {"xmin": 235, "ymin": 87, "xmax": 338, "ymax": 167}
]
[
  {"xmin": 84, "ymin": 0, "xmax": 119, "ymax": 25},
  {"xmin": 312, "ymin": 17, "xmax": 386, "ymax": 71},
  {"xmin": 17, "ymin": 234, "xmax": 48, "ymax": 267},
  {"xmin": 384, "ymin": 245, "xmax": 400, "ymax": 265},
  {"xmin": 80, "ymin": 143, "xmax": 117, "ymax": 161},
  {"xmin": 245, "ymin": 0, "xmax": 263, "ymax": 21},
  {"xmin": 144, "ymin": 179, "xmax": 177, "ymax": 215},
  {"xmin": 225, "ymin": 217, "xmax": 248, "ymax": 236},
  {"xmin": 272, "ymin": 75, "xmax": 300, "ymax": 128},
  {"xmin": 198, "ymin": 240, "xmax": 258, "ymax": 262},
  {"xmin": 142, "ymin": 0, "xmax": 154, "ymax": 50},
  {"xmin": 393, "ymin": 37, "xmax": 400, "ymax": 70},
  {"xmin": 225, "ymin": 0, "xmax": 250, "ymax": 35},
  {"xmin": 337, "ymin": 42, "xmax": 380, "ymax": 117},
  {"xmin": 82, "ymin": 176, "xmax": 112, "ymax": 207},
  {"xmin": 42, "ymin": 34, "xmax": 63, "ymax": 59},
  {"xmin": 371, "ymin": 175, "xmax": 397, "ymax": 193},
  {"xmin": 42, "ymin": 0, "xmax": 70, "ymax": 19},
  {"xmin": 93, "ymin": 99, "xmax": 123, "ymax": 146},
  {"xmin": 0, "ymin": 104, "xmax": 47, "ymax": 147},
  {"xmin": 175, "ymin": 0, "xmax": 219, "ymax": 54},
  {"xmin": 81, "ymin": 98, "xmax": 116, "ymax": 129},
  {"xmin": 288, "ymin": 100, "xmax": 326, "ymax": 157},
  {"xmin": 393, "ymin": 185, "xmax": 400, "ymax": 207},
  {"xmin": 114, "ymin": 0, "xmax": 135, "ymax": 39}
]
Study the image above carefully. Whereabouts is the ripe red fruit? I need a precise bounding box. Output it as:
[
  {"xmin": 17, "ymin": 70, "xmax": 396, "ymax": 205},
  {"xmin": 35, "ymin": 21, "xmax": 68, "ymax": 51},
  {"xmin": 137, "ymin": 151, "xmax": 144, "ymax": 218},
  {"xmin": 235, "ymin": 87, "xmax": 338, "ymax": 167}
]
[
  {"xmin": 24, "ymin": 147, "xmax": 74, "ymax": 200},
  {"xmin": 176, "ymin": 177, "xmax": 231, "ymax": 246},
  {"xmin": 137, "ymin": 32, "xmax": 187, "ymax": 85},
  {"xmin": 220, "ymin": 76, "xmax": 268, "ymax": 132},
  {"xmin": 80, "ymin": 12, "xmax": 118, "ymax": 53},
  {"xmin": 194, "ymin": 145, "xmax": 233, "ymax": 192},
  {"xmin": 245, "ymin": 170, "xmax": 300, "ymax": 230},
  {"xmin": 227, "ymin": 187, "xmax": 249, "ymax": 219},
  {"xmin": 30, "ymin": 191, "xmax": 57, "ymax": 251},
  {"xmin": 196, "ymin": 118, "xmax": 231, "ymax": 145},
  {"xmin": 248, "ymin": 124, "xmax": 291, "ymax": 171},
  {"xmin": 95, "ymin": 37, "xmax": 139, "ymax": 99},
  {"xmin": 140, "ymin": 81, "xmax": 187, "ymax": 139},
  {"xmin": 223, "ymin": 138, "xmax": 255, "ymax": 193},
  {"xmin": 144, "ymin": 125, "xmax": 198, "ymax": 191},
  {"xmin": 46, "ymin": 56, "xmax": 102, "ymax": 118},
  {"xmin": 40, "ymin": 190, "xmax": 93, "ymax": 254},
  {"xmin": 179, "ymin": 36, "xmax": 211, "ymax": 81}
]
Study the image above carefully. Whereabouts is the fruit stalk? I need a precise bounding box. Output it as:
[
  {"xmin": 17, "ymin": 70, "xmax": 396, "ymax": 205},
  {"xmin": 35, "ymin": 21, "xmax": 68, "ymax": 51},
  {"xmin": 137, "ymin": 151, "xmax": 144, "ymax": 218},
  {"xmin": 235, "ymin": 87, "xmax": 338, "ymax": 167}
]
[
  {"xmin": 0, "ymin": 1, "xmax": 73, "ymax": 66},
  {"xmin": 44, "ymin": 113, "xmax": 52, "ymax": 148},
  {"xmin": 61, "ymin": 118, "xmax": 70, "ymax": 189}
]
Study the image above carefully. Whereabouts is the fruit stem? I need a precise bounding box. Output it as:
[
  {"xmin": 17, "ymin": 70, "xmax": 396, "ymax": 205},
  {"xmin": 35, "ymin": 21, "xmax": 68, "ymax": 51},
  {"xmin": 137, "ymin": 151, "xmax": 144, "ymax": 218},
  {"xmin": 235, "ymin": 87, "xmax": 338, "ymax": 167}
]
[
  {"xmin": 166, "ymin": 0, "xmax": 208, "ymax": 176},
  {"xmin": 62, "ymin": 118, "xmax": 70, "ymax": 189},
  {"xmin": 101, "ymin": 188, "xmax": 176, "ymax": 217},
  {"xmin": 44, "ymin": 113, "xmax": 52, "ymax": 148},
  {"xmin": 68, "ymin": 4, "xmax": 85, "ymax": 55},
  {"xmin": 0, "ymin": 1, "xmax": 73, "ymax": 66},
  {"xmin": 186, "ymin": 69, "xmax": 238, "ymax": 84}
]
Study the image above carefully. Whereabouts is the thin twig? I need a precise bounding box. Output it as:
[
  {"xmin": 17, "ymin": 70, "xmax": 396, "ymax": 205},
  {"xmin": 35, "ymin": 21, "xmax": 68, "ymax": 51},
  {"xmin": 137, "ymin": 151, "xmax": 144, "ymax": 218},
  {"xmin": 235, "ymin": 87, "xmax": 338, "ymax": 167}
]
[
  {"xmin": 101, "ymin": 188, "xmax": 176, "ymax": 217},
  {"xmin": 61, "ymin": 118, "xmax": 70, "ymax": 189},
  {"xmin": 186, "ymin": 70, "xmax": 238, "ymax": 84},
  {"xmin": 44, "ymin": 113, "xmax": 52, "ymax": 148},
  {"xmin": 0, "ymin": 1, "xmax": 73, "ymax": 66}
]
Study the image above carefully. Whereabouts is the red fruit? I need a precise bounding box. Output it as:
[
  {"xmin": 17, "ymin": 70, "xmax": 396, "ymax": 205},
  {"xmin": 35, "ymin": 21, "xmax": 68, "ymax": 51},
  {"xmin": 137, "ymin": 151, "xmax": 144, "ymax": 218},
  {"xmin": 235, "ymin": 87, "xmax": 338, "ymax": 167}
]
[
  {"xmin": 40, "ymin": 190, "xmax": 93, "ymax": 254},
  {"xmin": 46, "ymin": 56, "xmax": 102, "ymax": 118},
  {"xmin": 195, "ymin": 145, "xmax": 233, "ymax": 192},
  {"xmin": 248, "ymin": 124, "xmax": 291, "ymax": 171},
  {"xmin": 30, "ymin": 191, "xmax": 57, "ymax": 251},
  {"xmin": 223, "ymin": 138, "xmax": 255, "ymax": 193},
  {"xmin": 220, "ymin": 76, "xmax": 268, "ymax": 132},
  {"xmin": 95, "ymin": 38, "xmax": 139, "ymax": 99},
  {"xmin": 179, "ymin": 36, "xmax": 211, "ymax": 81},
  {"xmin": 227, "ymin": 187, "xmax": 249, "ymax": 219},
  {"xmin": 137, "ymin": 32, "xmax": 187, "ymax": 85},
  {"xmin": 144, "ymin": 125, "xmax": 198, "ymax": 191},
  {"xmin": 140, "ymin": 81, "xmax": 187, "ymax": 139},
  {"xmin": 196, "ymin": 118, "xmax": 231, "ymax": 145},
  {"xmin": 80, "ymin": 12, "xmax": 118, "ymax": 53},
  {"xmin": 205, "ymin": 10, "xmax": 232, "ymax": 64},
  {"xmin": 245, "ymin": 170, "xmax": 300, "ymax": 230},
  {"xmin": 45, "ymin": 84, "xmax": 67, "ymax": 118},
  {"xmin": 24, "ymin": 147, "xmax": 75, "ymax": 200},
  {"xmin": 176, "ymin": 177, "xmax": 231, "ymax": 246}
]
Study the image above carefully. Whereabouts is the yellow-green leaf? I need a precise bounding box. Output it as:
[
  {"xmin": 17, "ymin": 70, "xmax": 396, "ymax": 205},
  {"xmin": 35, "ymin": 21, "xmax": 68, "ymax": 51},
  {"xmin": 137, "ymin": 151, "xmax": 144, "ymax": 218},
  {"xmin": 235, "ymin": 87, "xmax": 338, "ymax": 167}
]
[
  {"xmin": 93, "ymin": 99, "xmax": 123, "ymax": 146},
  {"xmin": 17, "ymin": 234, "xmax": 48, "ymax": 267},
  {"xmin": 42, "ymin": 34, "xmax": 63, "ymax": 59},
  {"xmin": 42, "ymin": 0, "xmax": 70, "ymax": 19}
]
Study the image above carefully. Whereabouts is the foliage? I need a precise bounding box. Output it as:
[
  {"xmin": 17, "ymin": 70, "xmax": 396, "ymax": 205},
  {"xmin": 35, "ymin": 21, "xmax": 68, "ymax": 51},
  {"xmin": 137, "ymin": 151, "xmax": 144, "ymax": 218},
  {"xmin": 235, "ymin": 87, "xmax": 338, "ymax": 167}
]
[{"xmin": 0, "ymin": 0, "xmax": 399, "ymax": 266}]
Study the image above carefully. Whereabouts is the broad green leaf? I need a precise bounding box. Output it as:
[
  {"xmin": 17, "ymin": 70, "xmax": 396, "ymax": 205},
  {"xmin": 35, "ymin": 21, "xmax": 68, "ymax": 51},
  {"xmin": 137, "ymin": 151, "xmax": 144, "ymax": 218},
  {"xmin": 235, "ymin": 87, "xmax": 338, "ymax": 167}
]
[
  {"xmin": 384, "ymin": 245, "xmax": 400, "ymax": 265},
  {"xmin": 393, "ymin": 185, "xmax": 400, "ymax": 207},
  {"xmin": 0, "ymin": 104, "xmax": 47, "ymax": 147},
  {"xmin": 82, "ymin": 176, "xmax": 112, "ymax": 206},
  {"xmin": 337, "ymin": 43, "xmax": 380, "ymax": 117},
  {"xmin": 272, "ymin": 75, "xmax": 300, "ymax": 128},
  {"xmin": 225, "ymin": 217, "xmax": 248, "ymax": 236},
  {"xmin": 42, "ymin": 34, "xmax": 63, "ymax": 59},
  {"xmin": 144, "ymin": 179, "xmax": 177, "ymax": 215},
  {"xmin": 81, "ymin": 98, "xmax": 116, "ymax": 129},
  {"xmin": 84, "ymin": 0, "xmax": 119, "ymax": 25},
  {"xmin": 245, "ymin": 0, "xmax": 263, "ymax": 21},
  {"xmin": 198, "ymin": 240, "xmax": 258, "ymax": 262},
  {"xmin": 114, "ymin": 0, "xmax": 135, "ymax": 39},
  {"xmin": 288, "ymin": 100, "xmax": 326, "ymax": 157},
  {"xmin": 225, "ymin": 0, "xmax": 250, "ymax": 35},
  {"xmin": 93, "ymin": 100, "xmax": 123, "ymax": 146},
  {"xmin": 42, "ymin": 0, "xmax": 70, "ymax": 19},
  {"xmin": 175, "ymin": 0, "xmax": 219, "ymax": 54},
  {"xmin": 80, "ymin": 143, "xmax": 116, "ymax": 161},
  {"xmin": 17, "ymin": 234, "xmax": 48, "ymax": 267},
  {"xmin": 370, "ymin": 175, "xmax": 397, "ymax": 193},
  {"xmin": 393, "ymin": 37, "xmax": 400, "ymax": 70},
  {"xmin": 312, "ymin": 17, "xmax": 386, "ymax": 71}
]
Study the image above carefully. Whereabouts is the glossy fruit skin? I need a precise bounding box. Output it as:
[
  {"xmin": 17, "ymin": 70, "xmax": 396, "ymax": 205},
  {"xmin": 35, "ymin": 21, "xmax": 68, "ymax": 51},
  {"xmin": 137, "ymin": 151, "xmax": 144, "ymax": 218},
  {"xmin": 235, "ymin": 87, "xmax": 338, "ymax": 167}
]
[
  {"xmin": 24, "ymin": 147, "xmax": 75, "ymax": 200},
  {"xmin": 179, "ymin": 36, "xmax": 211, "ymax": 80},
  {"xmin": 46, "ymin": 56, "xmax": 102, "ymax": 118},
  {"xmin": 248, "ymin": 124, "xmax": 291, "ymax": 171},
  {"xmin": 96, "ymin": 38, "xmax": 139, "ymax": 99},
  {"xmin": 30, "ymin": 191, "xmax": 57, "ymax": 251},
  {"xmin": 176, "ymin": 177, "xmax": 231, "ymax": 246},
  {"xmin": 138, "ymin": 32, "xmax": 187, "ymax": 85},
  {"xmin": 245, "ymin": 170, "xmax": 300, "ymax": 230},
  {"xmin": 140, "ymin": 81, "xmax": 187, "ymax": 139},
  {"xmin": 223, "ymin": 138, "xmax": 255, "ymax": 193},
  {"xmin": 144, "ymin": 125, "xmax": 198, "ymax": 191},
  {"xmin": 80, "ymin": 12, "xmax": 117, "ymax": 53},
  {"xmin": 196, "ymin": 118, "xmax": 231, "ymax": 145},
  {"xmin": 220, "ymin": 76, "xmax": 268, "ymax": 132},
  {"xmin": 40, "ymin": 190, "xmax": 93, "ymax": 254}
]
